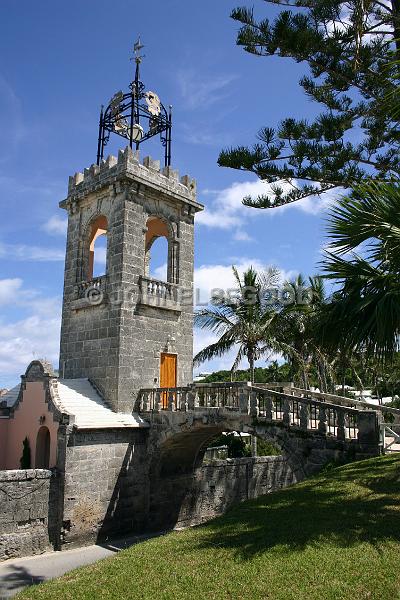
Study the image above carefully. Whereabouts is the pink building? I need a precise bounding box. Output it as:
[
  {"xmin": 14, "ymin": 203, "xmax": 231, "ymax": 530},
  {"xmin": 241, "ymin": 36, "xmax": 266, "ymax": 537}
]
[{"xmin": 0, "ymin": 360, "xmax": 144, "ymax": 471}]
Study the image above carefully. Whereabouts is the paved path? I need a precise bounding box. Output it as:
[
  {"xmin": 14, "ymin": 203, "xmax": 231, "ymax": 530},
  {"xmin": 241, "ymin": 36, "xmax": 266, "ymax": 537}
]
[{"xmin": 0, "ymin": 533, "xmax": 162, "ymax": 599}]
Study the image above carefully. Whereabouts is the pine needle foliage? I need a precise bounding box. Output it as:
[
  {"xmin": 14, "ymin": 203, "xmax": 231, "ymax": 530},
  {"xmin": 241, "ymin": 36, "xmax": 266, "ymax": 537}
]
[{"xmin": 219, "ymin": 0, "xmax": 400, "ymax": 208}]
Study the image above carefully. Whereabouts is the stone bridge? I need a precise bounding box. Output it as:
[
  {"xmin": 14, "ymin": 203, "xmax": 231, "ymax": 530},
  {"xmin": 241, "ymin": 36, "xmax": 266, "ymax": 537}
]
[{"xmin": 137, "ymin": 382, "xmax": 380, "ymax": 529}]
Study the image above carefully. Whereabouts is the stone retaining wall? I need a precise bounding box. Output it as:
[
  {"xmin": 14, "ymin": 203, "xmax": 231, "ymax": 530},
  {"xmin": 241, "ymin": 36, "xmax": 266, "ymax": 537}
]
[
  {"xmin": 0, "ymin": 470, "xmax": 58, "ymax": 561},
  {"xmin": 150, "ymin": 455, "xmax": 296, "ymax": 530},
  {"xmin": 62, "ymin": 428, "xmax": 297, "ymax": 545}
]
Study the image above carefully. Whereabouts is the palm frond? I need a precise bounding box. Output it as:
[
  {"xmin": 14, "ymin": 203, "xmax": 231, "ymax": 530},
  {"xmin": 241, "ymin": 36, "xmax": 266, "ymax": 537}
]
[
  {"xmin": 194, "ymin": 305, "xmax": 236, "ymax": 334},
  {"xmin": 194, "ymin": 266, "xmax": 279, "ymax": 372},
  {"xmin": 321, "ymin": 187, "xmax": 400, "ymax": 362},
  {"xmin": 231, "ymin": 346, "xmax": 245, "ymax": 373},
  {"xmin": 193, "ymin": 331, "xmax": 237, "ymax": 367},
  {"xmin": 325, "ymin": 182, "xmax": 400, "ymax": 262}
]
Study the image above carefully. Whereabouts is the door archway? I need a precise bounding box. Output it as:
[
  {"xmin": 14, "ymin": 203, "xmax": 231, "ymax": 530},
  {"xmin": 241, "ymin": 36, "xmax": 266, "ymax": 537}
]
[{"xmin": 35, "ymin": 426, "xmax": 50, "ymax": 469}]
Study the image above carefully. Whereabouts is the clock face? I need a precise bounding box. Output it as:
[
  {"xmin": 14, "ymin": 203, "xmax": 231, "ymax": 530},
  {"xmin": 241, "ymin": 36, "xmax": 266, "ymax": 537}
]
[
  {"xmin": 109, "ymin": 91, "xmax": 129, "ymax": 136},
  {"xmin": 109, "ymin": 91, "xmax": 124, "ymax": 117},
  {"xmin": 145, "ymin": 91, "xmax": 161, "ymax": 116},
  {"xmin": 114, "ymin": 117, "xmax": 129, "ymax": 136}
]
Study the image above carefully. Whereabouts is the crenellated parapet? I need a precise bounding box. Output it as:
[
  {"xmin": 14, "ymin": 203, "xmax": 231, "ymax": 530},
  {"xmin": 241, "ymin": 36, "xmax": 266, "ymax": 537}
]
[{"xmin": 61, "ymin": 146, "xmax": 202, "ymax": 213}]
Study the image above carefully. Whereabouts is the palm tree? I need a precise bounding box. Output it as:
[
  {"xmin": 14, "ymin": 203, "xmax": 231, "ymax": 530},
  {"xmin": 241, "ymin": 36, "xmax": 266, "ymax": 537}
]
[
  {"xmin": 273, "ymin": 274, "xmax": 334, "ymax": 391},
  {"xmin": 321, "ymin": 181, "xmax": 400, "ymax": 362},
  {"xmin": 193, "ymin": 266, "xmax": 279, "ymax": 383}
]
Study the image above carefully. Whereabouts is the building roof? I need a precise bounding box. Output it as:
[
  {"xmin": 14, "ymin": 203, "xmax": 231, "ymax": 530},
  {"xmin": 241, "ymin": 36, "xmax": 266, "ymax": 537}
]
[
  {"xmin": 56, "ymin": 379, "xmax": 148, "ymax": 429},
  {"xmin": 0, "ymin": 384, "xmax": 21, "ymax": 408},
  {"xmin": 1, "ymin": 375, "xmax": 148, "ymax": 430}
]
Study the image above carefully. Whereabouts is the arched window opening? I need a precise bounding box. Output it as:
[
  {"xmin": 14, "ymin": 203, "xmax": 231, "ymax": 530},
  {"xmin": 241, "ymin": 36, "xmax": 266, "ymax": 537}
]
[
  {"xmin": 35, "ymin": 426, "xmax": 50, "ymax": 469},
  {"xmin": 145, "ymin": 217, "xmax": 170, "ymax": 282},
  {"xmin": 92, "ymin": 233, "xmax": 108, "ymax": 278},
  {"xmin": 149, "ymin": 237, "xmax": 168, "ymax": 280},
  {"xmin": 88, "ymin": 215, "xmax": 108, "ymax": 280}
]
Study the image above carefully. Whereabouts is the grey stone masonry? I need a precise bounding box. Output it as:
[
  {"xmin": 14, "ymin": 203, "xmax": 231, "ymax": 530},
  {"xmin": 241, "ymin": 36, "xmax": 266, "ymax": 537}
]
[
  {"xmin": 62, "ymin": 427, "xmax": 149, "ymax": 547},
  {"xmin": 59, "ymin": 147, "xmax": 203, "ymax": 413},
  {"xmin": 0, "ymin": 469, "xmax": 58, "ymax": 561},
  {"xmin": 151, "ymin": 456, "xmax": 296, "ymax": 530}
]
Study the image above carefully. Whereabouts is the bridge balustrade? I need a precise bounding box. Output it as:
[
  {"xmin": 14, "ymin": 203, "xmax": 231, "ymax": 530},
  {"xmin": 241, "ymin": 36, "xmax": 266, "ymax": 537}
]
[
  {"xmin": 289, "ymin": 386, "xmax": 400, "ymax": 430},
  {"xmin": 138, "ymin": 383, "xmax": 377, "ymax": 443}
]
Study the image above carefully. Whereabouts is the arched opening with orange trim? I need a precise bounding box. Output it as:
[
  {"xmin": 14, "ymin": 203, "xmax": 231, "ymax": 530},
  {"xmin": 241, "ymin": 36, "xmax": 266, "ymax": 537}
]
[
  {"xmin": 144, "ymin": 216, "xmax": 175, "ymax": 282},
  {"xmin": 87, "ymin": 215, "xmax": 108, "ymax": 280}
]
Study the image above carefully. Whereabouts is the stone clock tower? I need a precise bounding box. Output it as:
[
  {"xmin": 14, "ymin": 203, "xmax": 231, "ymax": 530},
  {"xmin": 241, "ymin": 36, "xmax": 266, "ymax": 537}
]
[{"xmin": 59, "ymin": 46, "xmax": 203, "ymax": 413}]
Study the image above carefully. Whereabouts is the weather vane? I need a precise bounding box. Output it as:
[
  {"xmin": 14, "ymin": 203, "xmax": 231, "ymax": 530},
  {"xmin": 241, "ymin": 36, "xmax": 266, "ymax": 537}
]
[
  {"xmin": 133, "ymin": 38, "xmax": 145, "ymax": 64},
  {"xmin": 96, "ymin": 39, "xmax": 172, "ymax": 167}
]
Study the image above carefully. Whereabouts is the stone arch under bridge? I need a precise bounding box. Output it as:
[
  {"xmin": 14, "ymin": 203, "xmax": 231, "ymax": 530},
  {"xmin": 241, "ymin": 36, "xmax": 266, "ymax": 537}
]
[{"xmin": 138, "ymin": 383, "xmax": 380, "ymax": 530}]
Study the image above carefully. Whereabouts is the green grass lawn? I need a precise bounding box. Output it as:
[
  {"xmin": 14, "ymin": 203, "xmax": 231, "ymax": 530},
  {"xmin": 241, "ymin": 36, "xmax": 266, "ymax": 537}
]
[{"xmin": 19, "ymin": 455, "xmax": 400, "ymax": 600}]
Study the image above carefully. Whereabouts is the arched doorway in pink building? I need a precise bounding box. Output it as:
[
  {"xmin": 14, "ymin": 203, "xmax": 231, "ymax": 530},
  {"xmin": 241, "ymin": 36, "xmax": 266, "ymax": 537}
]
[{"xmin": 35, "ymin": 426, "xmax": 51, "ymax": 469}]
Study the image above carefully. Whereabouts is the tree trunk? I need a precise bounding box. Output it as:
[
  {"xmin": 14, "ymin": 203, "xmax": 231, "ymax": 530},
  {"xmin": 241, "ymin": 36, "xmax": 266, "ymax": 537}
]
[
  {"xmin": 251, "ymin": 435, "xmax": 258, "ymax": 457},
  {"xmin": 341, "ymin": 355, "xmax": 346, "ymax": 395},
  {"xmin": 392, "ymin": 0, "xmax": 400, "ymax": 56},
  {"xmin": 352, "ymin": 366, "xmax": 364, "ymax": 393},
  {"xmin": 319, "ymin": 360, "xmax": 328, "ymax": 393},
  {"xmin": 303, "ymin": 369, "xmax": 308, "ymax": 390},
  {"xmin": 248, "ymin": 351, "xmax": 255, "ymax": 384},
  {"xmin": 301, "ymin": 354, "xmax": 309, "ymax": 389}
]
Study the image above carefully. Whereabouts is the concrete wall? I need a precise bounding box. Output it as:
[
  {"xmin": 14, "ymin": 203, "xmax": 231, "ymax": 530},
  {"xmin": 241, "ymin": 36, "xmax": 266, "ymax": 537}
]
[
  {"xmin": 150, "ymin": 456, "xmax": 296, "ymax": 531},
  {"xmin": 0, "ymin": 470, "xmax": 58, "ymax": 561}
]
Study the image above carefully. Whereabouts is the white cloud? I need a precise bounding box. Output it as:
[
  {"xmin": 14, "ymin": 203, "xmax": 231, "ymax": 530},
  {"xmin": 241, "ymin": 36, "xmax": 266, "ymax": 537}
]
[
  {"xmin": 0, "ymin": 278, "xmax": 40, "ymax": 308},
  {"xmin": 193, "ymin": 326, "xmax": 278, "ymax": 374},
  {"xmin": 0, "ymin": 242, "xmax": 64, "ymax": 262},
  {"xmin": 197, "ymin": 180, "xmax": 338, "ymax": 233},
  {"xmin": 194, "ymin": 258, "xmax": 297, "ymax": 308},
  {"xmin": 153, "ymin": 263, "xmax": 168, "ymax": 281},
  {"xmin": 42, "ymin": 215, "xmax": 68, "ymax": 236},
  {"xmin": 0, "ymin": 280, "xmax": 61, "ymax": 387},
  {"xmin": 193, "ymin": 328, "xmax": 242, "ymax": 373},
  {"xmin": 294, "ymin": 190, "xmax": 337, "ymax": 215},
  {"xmin": 233, "ymin": 230, "xmax": 253, "ymax": 242},
  {"xmin": 0, "ymin": 76, "xmax": 25, "ymax": 161},
  {"xmin": 192, "ymin": 258, "xmax": 297, "ymax": 372},
  {"xmin": 179, "ymin": 123, "xmax": 232, "ymax": 147},
  {"xmin": 325, "ymin": 5, "xmax": 392, "ymax": 41},
  {"xmin": 0, "ymin": 313, "xmax": 60, "ymax": 385},
  {"xmin": 94, "ymin": 246, "xmax": 107, "ymax": 266},
  {"xmin": 0, "ymin": 278, "xmax": 23, "ymax": 305},
  {"xmin": 196, "ymin": 181, "xmax": 266, "ymax": 230},
  {"xmin": 177, "ymin": 70, "xmax": 237, "ymax": 110},
  {"xmin": 194, "ymin": 261, "xmax": 253, "ymax": 305}
]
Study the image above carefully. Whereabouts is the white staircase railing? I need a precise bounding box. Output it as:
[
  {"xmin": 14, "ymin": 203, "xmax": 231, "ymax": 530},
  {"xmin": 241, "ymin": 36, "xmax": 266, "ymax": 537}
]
[{"xmin": 380, "ymin": 423, "xmax": 400, "ymax": 453}]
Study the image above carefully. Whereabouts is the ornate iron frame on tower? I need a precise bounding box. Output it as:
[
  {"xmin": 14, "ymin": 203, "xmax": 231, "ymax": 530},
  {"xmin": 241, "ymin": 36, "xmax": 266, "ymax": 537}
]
[{"xmin": 96, "ymin": 39, "xmax": 172, "ymax": 167}]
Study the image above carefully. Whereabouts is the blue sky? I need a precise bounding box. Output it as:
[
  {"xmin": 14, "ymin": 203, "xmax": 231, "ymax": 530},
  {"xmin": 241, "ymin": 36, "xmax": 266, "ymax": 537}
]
[{"xmin": 0, "ymin": 0, "xmax": 335, "ymax": 387}]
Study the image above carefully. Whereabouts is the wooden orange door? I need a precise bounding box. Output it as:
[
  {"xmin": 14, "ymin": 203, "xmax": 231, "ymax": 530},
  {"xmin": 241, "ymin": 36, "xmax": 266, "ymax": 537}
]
[{"xmin": 160, "ymin": 353, "xmax": 177, "ymax": 408}]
